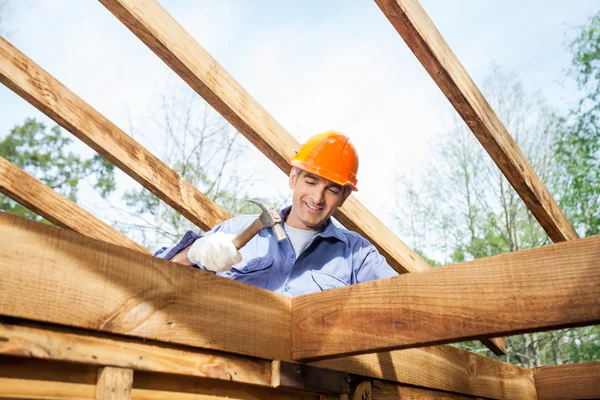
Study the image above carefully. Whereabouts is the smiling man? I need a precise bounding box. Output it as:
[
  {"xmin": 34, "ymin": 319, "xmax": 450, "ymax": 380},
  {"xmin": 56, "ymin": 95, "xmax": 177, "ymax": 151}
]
[{"xmin": 155, "ymin": 131, "xmax": 397, "ymax": 296}]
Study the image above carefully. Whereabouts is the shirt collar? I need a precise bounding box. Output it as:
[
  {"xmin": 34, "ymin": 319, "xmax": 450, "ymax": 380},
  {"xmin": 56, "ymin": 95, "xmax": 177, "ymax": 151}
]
[{"xmin": 280, "ymin": 206, "xmax": 348, "ymax": 245}]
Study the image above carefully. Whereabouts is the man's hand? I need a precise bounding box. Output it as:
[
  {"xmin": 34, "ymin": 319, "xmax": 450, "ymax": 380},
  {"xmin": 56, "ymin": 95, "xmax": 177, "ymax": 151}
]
[{"xmin": 187, "ymin": 232, "xmax": 242, "ymax": 272}]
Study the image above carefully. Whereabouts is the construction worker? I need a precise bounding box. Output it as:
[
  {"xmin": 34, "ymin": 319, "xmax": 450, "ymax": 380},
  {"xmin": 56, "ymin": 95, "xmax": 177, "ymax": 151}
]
[{"xmin": 155, "ymin": 131, "xmax": 397, "ymax": 296}]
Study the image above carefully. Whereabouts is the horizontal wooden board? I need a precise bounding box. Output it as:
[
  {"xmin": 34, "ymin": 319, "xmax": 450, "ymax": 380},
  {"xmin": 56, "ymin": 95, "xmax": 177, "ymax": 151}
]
[
  {"xmin": 374, "ymin": 0, "xmax": 577, "ymax": 243},
  {"xmin": 0, "ymin": 318, "xmax": 272, "ymax": 387},
  {"xmin": 0, "ymin": 155, "xmax": 147, "ymax": 253},
  {"xmin": 0, "ymin": 36, "xmax": 230, "ymax": 232},
  {"xmin": 98, "ymin": 0, "xmax": 430, "ymax": 275},
  {"xmin": 294, "ymin": 236, "xmax": 600, "ymax": 360},
  {"xmin": 314, "ymin": 345, "xmax": 536, "ymax": 400},
  {"xmin": 372, "ymin": 380, "xmax": 485, "ymax": 399},
  {"xmin": 534, "ymin": 362, "xmax": 600, "ymax": 400},
  {"xmin": 0, "ymin": 213, "xmax": 291, "ymax": 360}
]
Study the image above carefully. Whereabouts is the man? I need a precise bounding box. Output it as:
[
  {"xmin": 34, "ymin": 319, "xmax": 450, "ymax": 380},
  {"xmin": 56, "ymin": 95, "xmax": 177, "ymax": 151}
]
[{"xmin": 155, "ymin": 131, "xmax": 397, "ymax": 296}]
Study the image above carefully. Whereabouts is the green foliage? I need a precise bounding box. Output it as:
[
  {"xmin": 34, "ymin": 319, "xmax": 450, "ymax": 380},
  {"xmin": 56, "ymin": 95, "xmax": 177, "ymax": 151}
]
[
  {"xmin": 0, "ymin": 118, "xmax": 116, "ymax": 221},
  {"xmin": 553, "ymin": 11, "xmax": 600, "ymax": 236}
]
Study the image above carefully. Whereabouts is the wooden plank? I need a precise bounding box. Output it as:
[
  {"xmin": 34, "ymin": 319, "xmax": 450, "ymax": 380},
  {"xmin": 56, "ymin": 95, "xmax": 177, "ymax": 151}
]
[
  {"xmin": 0, "ymin": 212, "xmax": 291, "ymax": 360},
  {"xmin": 0, "ymin": 318, "xmax": 272, "ymax": 387},
  {"xmin": 0, "ymin": 36, "xmax": 230, "ymax": 232},
  {"xmin": 97, "ymin": 0, "xmax": 504, "ymax": 356},
  {"xmin": 98, "ymin": 0, "xmax": 430, "ymax": 276},
  {"xmin": 0, "ymin": 356, "xmax": 97, "ymax": 399},
  {"xmin": 0, "ymin": 155, "xmax": 147, "ymax": 253},
  {"xmin": 132, "ymin": 370, "xmax": 321, "ymax": 400},
  {"xmin": 351, "ymin": 381, "xmax": 372, "ymax": 400},
  {"xmin": 534, "ymin": 362, "xmax": 600, "ymax": 400},
  {"xmin": 372, "ymin": 380, "xmax": 484, "ymax": 399},
  {"xmin": 374, "ymin": 0, "xmax": 577, "ymax": 243},
  {"xmin": 314, "ymin": 346, "xmax": 536, "ymax": 400},
  {"xmin": 479, "ymin": 338, "xmax": 505, "ymax": 356},
  {"xmin": 96, "ymin": 367, "xmax": 133, "ymax": 400},
  {"xmin": 293, "ymin": 236, "xmax": 600, "ymax": 360}
]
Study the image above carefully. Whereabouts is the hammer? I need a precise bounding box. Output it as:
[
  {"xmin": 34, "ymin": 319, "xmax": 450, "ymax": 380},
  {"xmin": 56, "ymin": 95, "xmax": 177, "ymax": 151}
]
[{"xmin": 231, "ymin": 198, "xmax": 287, "ymax": 250}]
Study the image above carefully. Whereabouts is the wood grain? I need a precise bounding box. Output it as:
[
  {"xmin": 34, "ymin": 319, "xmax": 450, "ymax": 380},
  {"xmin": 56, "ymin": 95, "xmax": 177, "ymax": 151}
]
[
  {"xmin": 0, "ymin": 36, "xmax": 230, "ymax": 232},
  {"xmin": 374, "ymin": 0, "xmax": 577, "ymax": 243},
  {"xmin": 294, "ymin": 236, "xmax": 600, "ymax": 360},
  {"xmin": 97, "ymin": 0, "xmax": 430, "ymax": 275},
  {"xmin": 0, "ymin": 155, "xmax": 147, "ymax": 253},
  {"xmin": 0, "ymin": 212, "xmax": 291, "ymax": 360},
  {"xmin": 313, "ymin": 346, "xmax": 536, "ymax": 400},
  {"xmin": 0, "ymin": 319, "xmax": 272, "ymax": 387},
  {"xmin": 534, "ymin": 362, "xmax": 600, "ymax": 400},
  {"xmin": 96, "ymin": 366, "xmax": 133, "ymax": 400},
  {"xmin": 372, "ymin": 380, "xmax": 485, "ymax": 399}
]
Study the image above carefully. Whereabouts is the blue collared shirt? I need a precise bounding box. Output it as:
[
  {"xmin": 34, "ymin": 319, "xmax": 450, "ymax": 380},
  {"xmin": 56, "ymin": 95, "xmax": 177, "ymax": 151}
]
[{"xmin": 154, "ymin": 206, "xmax": 398, "ymax": 296}]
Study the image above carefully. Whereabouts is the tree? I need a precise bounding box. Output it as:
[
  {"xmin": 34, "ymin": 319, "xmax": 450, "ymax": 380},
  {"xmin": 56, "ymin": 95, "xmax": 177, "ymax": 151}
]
[
  {"xmin": 553, "ymin": 11, "xmax": 600, "ymax": 236},
  {"xmin": 117, "ymin": 87, "xmax": 263, "ymax": 248},
  {"xmin": 0, "ymin": 118, "xmax": 116, "ymax": 222},
  {"xmin": 393, "ymin": 67, "xmax": 599, "ymax": 366}
]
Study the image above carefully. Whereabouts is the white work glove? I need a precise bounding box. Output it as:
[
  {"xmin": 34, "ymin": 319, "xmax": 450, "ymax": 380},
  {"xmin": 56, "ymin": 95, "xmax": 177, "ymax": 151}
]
[{"xmin": 187, "ymin": 232, "xmax": 242, "ymax": 272}]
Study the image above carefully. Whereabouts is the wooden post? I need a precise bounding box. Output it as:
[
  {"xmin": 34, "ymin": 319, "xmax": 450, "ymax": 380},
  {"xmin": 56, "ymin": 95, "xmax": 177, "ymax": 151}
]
[{"xmin": 96, "ymin": 366, "xmax": 133, "ymax": 400}]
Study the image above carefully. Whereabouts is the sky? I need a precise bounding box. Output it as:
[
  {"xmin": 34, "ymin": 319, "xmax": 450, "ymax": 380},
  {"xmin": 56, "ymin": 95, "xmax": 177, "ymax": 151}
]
[{"xmin": 0, "ymin": 0, "xmax": 597, "ymax": 247}]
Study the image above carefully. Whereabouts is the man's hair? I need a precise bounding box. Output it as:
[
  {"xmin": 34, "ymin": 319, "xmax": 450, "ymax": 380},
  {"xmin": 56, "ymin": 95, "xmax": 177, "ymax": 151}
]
[{"xmin": 292, "ymin": 167, "xmax": 352, "ymax": 195}]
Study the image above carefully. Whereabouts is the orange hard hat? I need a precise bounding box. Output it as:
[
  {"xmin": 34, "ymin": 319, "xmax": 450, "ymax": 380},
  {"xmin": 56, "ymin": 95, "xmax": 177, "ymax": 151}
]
[{"xmin": 288, "ymin": 131, "xmax": 359, "ymax": 191}]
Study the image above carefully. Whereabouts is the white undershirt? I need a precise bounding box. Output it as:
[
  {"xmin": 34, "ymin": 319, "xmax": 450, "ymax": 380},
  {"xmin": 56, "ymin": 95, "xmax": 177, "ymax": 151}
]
[{"xmin": 283, "ymin": 222, "xmax": 319, "ymax": 257}]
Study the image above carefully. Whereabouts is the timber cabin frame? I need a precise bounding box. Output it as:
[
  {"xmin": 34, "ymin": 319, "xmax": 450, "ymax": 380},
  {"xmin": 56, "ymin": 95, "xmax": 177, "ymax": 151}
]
[{"xmin": 0, "ymin": 0, "xmax": 598, "ymax": 399}]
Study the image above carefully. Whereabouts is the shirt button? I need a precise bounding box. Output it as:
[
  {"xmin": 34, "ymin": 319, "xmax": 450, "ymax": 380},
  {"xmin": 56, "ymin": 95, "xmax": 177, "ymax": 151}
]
[
  {"xmin": 284, "ymin": 286, "xmax": 290, "ymax": 292},
  {"xmin": 290, "ymin": 254, "xmax": 295, "ymax": 259},
  {"xmin": 243, "ymin": 266, "xmax": 249, "ymax": 272}
]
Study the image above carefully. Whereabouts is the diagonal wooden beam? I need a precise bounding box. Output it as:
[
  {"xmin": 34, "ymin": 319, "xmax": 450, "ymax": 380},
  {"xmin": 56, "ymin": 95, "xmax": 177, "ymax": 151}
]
[
  {"xmin": 374, "ymin": 0, "xmax": 578, "ymax": 243},
  {"xmin": 0, "ymin": 212, "xmax": 291, "ymax": 360},
  {"xmin": 0, "ymin": 36, "xmax": 230, "ymax": 232},
  {"xmin": 0, "ymin": 155, "xmax": 148, "ymax": 253},
  {"xmin": 313, "ymin": 345, "xmax": 536, "ymax": 400},
  {"xmin": 533, "ymin": 362, "xmax": 600, "ymax": 400},
  {"xmin": 98, "ymin": 0, "xmax": 430, "ymax": 275},
  {"xmin": 293, "ymin": 235, "xmax": 600, "ymax": 360}
]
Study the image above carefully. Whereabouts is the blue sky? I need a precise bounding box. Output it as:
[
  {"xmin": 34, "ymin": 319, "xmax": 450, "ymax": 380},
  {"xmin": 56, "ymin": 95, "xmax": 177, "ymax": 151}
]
[{"xmin": 0, "ymin": 0, "xmax": 597, "ymax": 243}]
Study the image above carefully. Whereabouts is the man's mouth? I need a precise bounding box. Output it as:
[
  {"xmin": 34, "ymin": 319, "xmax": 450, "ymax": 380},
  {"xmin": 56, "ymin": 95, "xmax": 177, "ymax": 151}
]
[{"xmin": 304, "ymin": 201, "xmax": 324, "ymax": 211}]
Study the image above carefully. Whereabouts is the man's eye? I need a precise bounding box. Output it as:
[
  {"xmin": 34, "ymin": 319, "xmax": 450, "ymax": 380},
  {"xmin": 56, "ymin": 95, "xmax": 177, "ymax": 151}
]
[
  {"xmin": 306, "ymin": 180, "xmax": 316, "ymax": 185},
  {"xmin": 328, "ymin": 188, "xmax": 340, "ymax": 195}
]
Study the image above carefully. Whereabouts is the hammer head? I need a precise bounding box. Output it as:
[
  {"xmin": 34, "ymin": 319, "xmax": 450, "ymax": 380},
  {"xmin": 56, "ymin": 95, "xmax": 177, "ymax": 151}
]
[{"xmin": 248, "ymin": 198, "xmax": 287, "ymax": 242}]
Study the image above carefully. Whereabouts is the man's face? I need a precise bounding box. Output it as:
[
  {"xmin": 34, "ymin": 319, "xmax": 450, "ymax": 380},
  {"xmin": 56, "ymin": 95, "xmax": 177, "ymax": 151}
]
[{"xmin": 287, "ymin": 169, "xmax": 351, "ymax": 230}]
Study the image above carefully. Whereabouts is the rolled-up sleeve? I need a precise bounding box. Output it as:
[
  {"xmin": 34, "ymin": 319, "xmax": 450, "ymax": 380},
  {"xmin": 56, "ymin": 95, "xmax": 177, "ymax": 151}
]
[{"xmin": 153, "ymin": 230, "xmax": 203, "ymax": 260}]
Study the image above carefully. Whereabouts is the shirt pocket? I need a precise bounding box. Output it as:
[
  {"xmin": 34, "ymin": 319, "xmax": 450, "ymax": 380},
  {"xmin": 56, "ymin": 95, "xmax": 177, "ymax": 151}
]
[
  {"xmin": 226, "ymin": 256, "xmax": 274, "ymax": 289},
  {"xmin": 311, "ymin": 270, "xmax": 349, "ymax": 291}
]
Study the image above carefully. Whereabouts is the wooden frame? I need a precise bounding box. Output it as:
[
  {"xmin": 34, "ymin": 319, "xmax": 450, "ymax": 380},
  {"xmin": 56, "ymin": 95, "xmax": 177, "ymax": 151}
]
[{"xmin": 0, "ymin": 0, "xmax": 598, "ymax": 398}]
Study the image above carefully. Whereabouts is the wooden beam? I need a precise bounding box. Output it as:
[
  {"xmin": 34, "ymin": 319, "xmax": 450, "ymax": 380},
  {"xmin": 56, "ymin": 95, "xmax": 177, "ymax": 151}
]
[
  {"xmin": 293, "ymin": 236, "xmax": 600, "ymax": 360},
  {"xmin": 96, "ymin": 366, "xmax": 133, "ymax": 400},
  {"xmin": 0, "ymin": 356, "xmax": 98, "ymax": 399},
  {"xmin": 133, "ymin": 370, "xmax": 322, "ymax": 400},
  {"xmin": 97, "ymin": 0, "xmax": 504, "ymax": 356},
  {"xmin": 0, "ymin": 36, "xmax": 230, "ymax": 232},
  {"xmin": 534, "ymin": 362, "xmax": 600, "ymax": 400},
  {"xmin": 372, "ymin": 380, "xmax": 485, "ymax": 399},
  {"xmin": 374, "ymin": 0, "xmax": 577, "ymax": 243},
  {"xmin": 0, "ymin": 212, "xmax": 291, "ymax": 360},
  {"xmin": 97, "ymin": 0, "xmax": 430, "ymax": 276},
  {"xmin": 0, "ymin": 155, "xmax": 147, "ymax": 253},
  {"xmin": 0, "ymin": 318, "xmax": 272, "ymax": 387},
  {"xmin": 313, "ymin": 346, "xmax": 536, "ymax": 400}
]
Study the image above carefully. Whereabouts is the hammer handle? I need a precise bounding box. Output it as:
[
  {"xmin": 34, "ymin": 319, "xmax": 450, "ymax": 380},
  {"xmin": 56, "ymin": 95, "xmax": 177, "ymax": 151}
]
[{"xmin": 232, "ymin": 218, "xmax": 265, "ymax": 250}]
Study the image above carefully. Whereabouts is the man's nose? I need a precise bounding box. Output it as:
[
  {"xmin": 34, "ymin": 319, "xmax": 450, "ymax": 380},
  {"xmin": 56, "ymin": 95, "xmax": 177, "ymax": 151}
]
[{"xmin": 311, "ymin": 186, "xmax": 326, "ymax": 204}]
